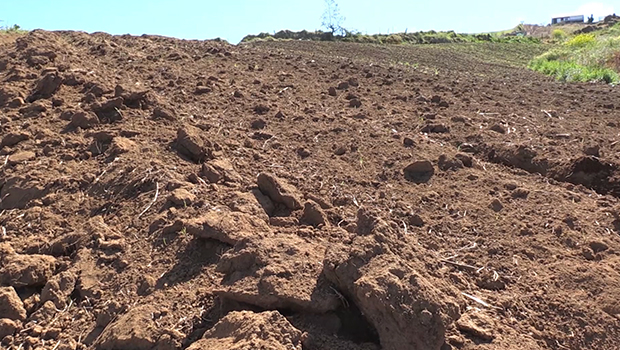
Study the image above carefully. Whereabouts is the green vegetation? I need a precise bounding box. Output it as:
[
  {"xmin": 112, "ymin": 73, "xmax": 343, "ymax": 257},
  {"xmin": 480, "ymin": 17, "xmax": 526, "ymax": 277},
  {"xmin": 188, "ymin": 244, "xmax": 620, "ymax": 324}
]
[
  {"xmin": 241, "ymin": 29, "xmax": 540, "ymax": 45},
  {"xmin": 529, "ymin": 23, "xmax": 620, "ymax": 84},
  {"xmin": 0, "ymin": 24, "xmax": 25, "ymax": 34},
  {"xmin": 529, "ymin": 59, "xmax": 618, "ymax": 83},
  {"xmin": 385, "ymin": 34, "xmax": 403, "ymax": 45},
  {"xmin": 566, "ymin": 33, "xmax": 596, "ymax": 47},
  {"xmin": 552, "ymin": 29, "xmax": 567, "ymax": 42}
]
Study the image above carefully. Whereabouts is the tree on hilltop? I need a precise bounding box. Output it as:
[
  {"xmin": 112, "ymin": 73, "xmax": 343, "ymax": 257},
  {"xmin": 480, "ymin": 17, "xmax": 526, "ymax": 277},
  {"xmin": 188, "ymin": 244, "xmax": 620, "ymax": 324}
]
[{"xmin": 321, "ymin": 0, "xmax": 346, "ymax": 36}]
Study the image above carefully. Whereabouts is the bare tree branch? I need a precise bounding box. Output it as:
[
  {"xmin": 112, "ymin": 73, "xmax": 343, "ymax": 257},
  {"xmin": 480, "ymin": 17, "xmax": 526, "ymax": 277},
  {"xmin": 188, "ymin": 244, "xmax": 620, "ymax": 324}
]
[{"xmin": 321, "ymin": 0, "xmax": 346, "ymax": 36}]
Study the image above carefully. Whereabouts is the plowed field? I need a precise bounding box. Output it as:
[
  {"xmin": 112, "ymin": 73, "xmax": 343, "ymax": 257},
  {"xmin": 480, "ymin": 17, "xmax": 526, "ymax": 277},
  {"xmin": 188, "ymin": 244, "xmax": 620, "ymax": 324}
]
[{"xmin": 1, "ymin": 31, "xmax": 619, "ymax": 350}]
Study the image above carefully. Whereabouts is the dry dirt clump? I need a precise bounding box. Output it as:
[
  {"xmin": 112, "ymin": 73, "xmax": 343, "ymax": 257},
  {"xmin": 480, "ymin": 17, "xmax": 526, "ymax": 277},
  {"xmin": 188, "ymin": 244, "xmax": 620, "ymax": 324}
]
[
  {"xmin": 187, "ymin": 310, "xmax": 303, "ymax": 350},
  {"xmin": 0, "ymin": 29, "xmax": 620, "ymax": 350}
]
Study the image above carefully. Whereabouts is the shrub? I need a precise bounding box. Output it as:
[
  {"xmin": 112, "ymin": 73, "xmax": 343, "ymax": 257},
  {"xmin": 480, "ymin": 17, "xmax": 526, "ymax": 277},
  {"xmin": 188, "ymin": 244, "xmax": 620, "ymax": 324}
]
[
  {"xmin": 0, "ymin": 24, "xmax": 24, "ymax": 33},
  {"xmin": 385, "ymin": 34, "xmax": 403, "ymax": 45},
  {"xmin": 552, "ymin": 29, "xmax": 567, "ymax": 41},
  {"xmin": 566, "ymin": 34, "xmax": 595, "ymax": 48}
]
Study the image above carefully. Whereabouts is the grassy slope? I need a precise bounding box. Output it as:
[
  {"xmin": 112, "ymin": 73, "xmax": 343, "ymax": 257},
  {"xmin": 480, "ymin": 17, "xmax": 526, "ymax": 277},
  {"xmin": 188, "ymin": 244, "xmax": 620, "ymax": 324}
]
[{"xmin": 529, "ymin": 23, "xmax": 620, "ymax": 83}]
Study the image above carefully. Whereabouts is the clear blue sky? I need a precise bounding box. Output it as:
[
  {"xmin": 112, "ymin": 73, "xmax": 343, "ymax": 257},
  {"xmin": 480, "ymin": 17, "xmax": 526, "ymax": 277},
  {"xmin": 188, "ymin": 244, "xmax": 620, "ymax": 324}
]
[{"xmin": 1, "ymin": 1, "xmax": 616, "ymax": 43}]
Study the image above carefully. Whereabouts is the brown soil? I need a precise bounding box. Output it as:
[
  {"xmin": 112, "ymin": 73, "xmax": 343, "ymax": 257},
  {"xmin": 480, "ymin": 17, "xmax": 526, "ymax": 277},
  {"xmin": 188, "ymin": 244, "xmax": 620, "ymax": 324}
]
[{"xmin": 1, "ymin": 30, "xmax": 620, "ymax": 350}]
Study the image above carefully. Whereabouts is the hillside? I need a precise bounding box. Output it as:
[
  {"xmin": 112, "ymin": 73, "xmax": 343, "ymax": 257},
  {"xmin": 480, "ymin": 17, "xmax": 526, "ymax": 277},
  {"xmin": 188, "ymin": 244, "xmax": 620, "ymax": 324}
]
[{"xmin": 0, "ymin": 30, "xmax": 619, "ymax": 350}]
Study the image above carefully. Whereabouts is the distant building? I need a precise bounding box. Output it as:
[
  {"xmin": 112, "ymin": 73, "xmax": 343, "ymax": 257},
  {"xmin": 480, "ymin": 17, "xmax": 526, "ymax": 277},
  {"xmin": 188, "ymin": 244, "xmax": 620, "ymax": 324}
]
[{"xmin": 551, "ymin": 15, "xmax": 584, "ymax": 24}]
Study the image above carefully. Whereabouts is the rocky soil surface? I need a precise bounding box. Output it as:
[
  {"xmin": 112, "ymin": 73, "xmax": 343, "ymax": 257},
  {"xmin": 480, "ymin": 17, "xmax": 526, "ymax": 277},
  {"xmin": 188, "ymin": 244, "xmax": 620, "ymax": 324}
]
[{"xmin": 0, "ymin": 30, "xmax": 619, "ymax": 350}]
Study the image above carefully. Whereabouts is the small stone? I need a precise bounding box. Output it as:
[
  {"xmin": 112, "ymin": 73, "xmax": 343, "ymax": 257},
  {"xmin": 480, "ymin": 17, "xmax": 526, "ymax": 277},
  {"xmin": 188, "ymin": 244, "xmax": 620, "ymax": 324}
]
[
  {"xmin": 583, "ymin": 144, "xmax": 600, "ymax": 157},
  {"xmin": 25, "ymin": 336, "xmax": 39, "ymax": 347},
  {"xmin": 200, "ymin": 158, "xmax": 241, "ymax": 184},
  {"xmin": 7, "ymin": 97, "xmax": 24, "ymax": 108},
  {"xmin": 233, "ymin": 90, "xmax": 244, "ymax": 98},
  {"xmin": 297, "ymin": 147, "xmax": 311, "ymax": 158},
  {"xmin": 60, "ymin": 109, "xmax": 76, "ymax": 121},
  {"xmin": 175, "ymin": 126, "xmax": 212, "ymax": 163},
  {"xmin": 22, "ymin": 293, "xmax": 41, "ymax": 315},
  {"xmin": 408, "ymin": 214, "xmax": 425, "ymax": 227},
  {"xmin": 334, "ymin": 146, "xmax": 346, "ymax": 156},
  {"xmin": 201, "ymin": 163, "xmax": 224, "ymax": 183},
  {"xmin": 459, "ymin": 143, "xmax": 476, "ymax": 153},
  {"xmin": 438, "ymin": 154, "xmax": 463, "ymax": 171},
  {"xmin": 0, "ymin": 318, "xmax": 18, "ymax": 339},
  {"xmin": 109, "ymin": 137, "xmax": 137, "ymax": 155},
  {"xmin": 167, "ymin": 188, "xmax": 195, "ymax": 207},
  {"xmin": 69, "ymin": 111, "xmax": 99, "ymax": 129},
  {"xmin": 8, "ymin": 151, "xmax": 36, "ymax": 166},
  {"xmin": 456, "ymin": 311, "xmax": 496, "ymax": 341},
  {"xmin": 301, "ymin": 201, "xmax": 328, "ymax": 227},
  {"xmin": 28, "ymin": 72, "xmax": 63, "ymax": 102},
  {"xmin": 195, "ymin": 86, "xmax": 212, "ymax": 94},
  {"xmin": 403, "ymin": 161, "xmax": 435, "ymax": 183},
  {"xmin": 52, "ymin": 98, "xmax": 64, "ymax": 107},
  {"xmin": 583, "ymin": 247, "xmax": 596, "ymax": 261},
  {"xmin": 250, "ymin": 119, "xmax": 266, "ymax": 129},
  {"xmin": 337, "ymin": 81, "xmax": 349, "ymax": 90},
  {"xmin": 257, "ymin": 173, "xmax": 302, "ymax": 210},
  {"xmin": 254, "ymin": 104, "xmax": 270, "ymax": 115},
  {"xmin": 349, "ymin": 99, "xmax": 362, "ymax": 108},
  {"xmin": 421, "ymin": 123, "xmax": 449, "ymax": 133},
  {"xmin": 589, "ymin": 241, "xmax": 609, "ymax": 253},
  {"xmin": 185, "ymin": 211, "xmax": 271, "ymax": 245},
  {"xmin": 0, "ymin": 287, "xmax": 27, "ymax": 321},
  {"xmin": 511, "ymin": 188, "xmax": 529, "ymax": 199},
  {"xmin": 1, "ymin": 335, "xmax": 13, "ymax": 346},
  {"xmin": 1, "ymin": 132, "xmax": 29, "ymax": 148},
  {"xmin": 93, "ymin": 305, "xmax": 162, "ymax": 350},
  {"xmin": 152, "ymin": 106, "xmax": 176, "ymax": 121},
  {"xmin": 348, "ymin": 77, "xmax": 359, "ymax": 87},
  {"xmin": 345, "ymin": 92, "xmax": 358, "ymax": 100},
  {"xmin": 31, "ymin": 325, "xmax": 46, "ymax": 338},
  {"xmin": 476, "ymin": 271, "xmax": 506, "ymax": 290},
  {"xmin": 403, "ymin": 137, "xmax": 415, "ymax": 147},
  {"xmin": 43, "ymin": 327, "xmax": 61, "ymax": 340},
  {"xmin": 431, "ymin": 95, "xmax": 441, "ymax": 103},
  {"xmin": 454, "ymin": 153, "xmax": 473, "ymax": 167},
  {"xmin": 86, "ymin": 82, "xmax": 112, "ymax": 97},
  {"xmin": 82, "ymin": 92, "xmax": 97, "ymax": 103},
  {"xmin": 328, "ymin": 87, "xmax": 337, "ymax": 96},
  {"xmin": 19, "ymin": 101, "xmax": 47, "ymax": 116},
  {"xmin": 305, "ymin": 193, "xmax": 332, "ymax": 209},
  {"xmin": 137, "ymin": 275, "xmax": 156, "ymax": 296},
  {"xmin": 489, "ymin": 124, "xmax": 506, "ymax": 134},
  {"xmin": 490, "ymin": 199, "xmax": 503, "ymax": 212}
]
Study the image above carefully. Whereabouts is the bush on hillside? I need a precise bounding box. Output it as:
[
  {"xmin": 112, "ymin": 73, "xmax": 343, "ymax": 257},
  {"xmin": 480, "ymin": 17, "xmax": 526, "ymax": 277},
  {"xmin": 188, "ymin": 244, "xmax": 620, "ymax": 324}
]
[
  {"xmin": 552, "ymin": 29, "xmax": 567, "ymax": 42},
  {"xmin": 385, "ymin": 34, "xmax": 403, "ymax": 45},
  {"xmin": 566, "ymin": 34, "xmax": 595, "ymax": 48}
]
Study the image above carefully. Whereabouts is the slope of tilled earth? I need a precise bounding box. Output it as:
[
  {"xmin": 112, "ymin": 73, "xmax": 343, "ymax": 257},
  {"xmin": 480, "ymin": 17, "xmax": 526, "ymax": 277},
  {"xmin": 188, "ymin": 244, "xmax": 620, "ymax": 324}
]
[{"xmin": 0, "ymin": 30, "xmax": 619, "ymax": 350}]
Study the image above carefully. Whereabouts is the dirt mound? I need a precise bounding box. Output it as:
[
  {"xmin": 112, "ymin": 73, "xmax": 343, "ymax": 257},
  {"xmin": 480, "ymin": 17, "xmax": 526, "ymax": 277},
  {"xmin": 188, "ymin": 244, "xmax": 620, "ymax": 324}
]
[
  {"xmin": 0, "ymin": 29, "xmax": 619, "ymax": 350},
  {"xmin": 187, "ymin": 310, "xmax": 303, "ymax": 350}
]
